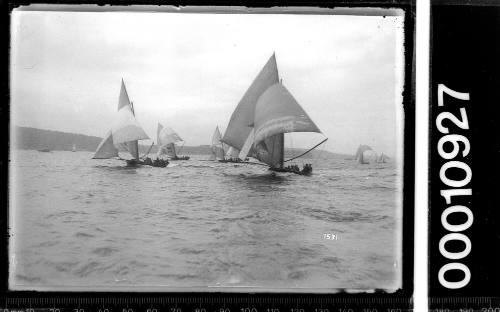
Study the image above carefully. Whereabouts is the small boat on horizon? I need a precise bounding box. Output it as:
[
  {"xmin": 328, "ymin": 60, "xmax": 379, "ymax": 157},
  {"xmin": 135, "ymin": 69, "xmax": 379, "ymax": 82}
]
[
  {"xmin": 355, "ymin": 144, "xmax": 373, "ymax": 164},
  {"xmin": 376, "ymin": 152, "xmax": 389, "ymax": 163},
  {"xmin": 72, "ymin": 144, "xmax": 76, "ymax": 152},
  {"xmin": 38, "ymin": 148, "xmax": 51, "ymax": 153},
  {"xmin": 220, "ymin": 52, "xmax": 327, "ymax": 175}
]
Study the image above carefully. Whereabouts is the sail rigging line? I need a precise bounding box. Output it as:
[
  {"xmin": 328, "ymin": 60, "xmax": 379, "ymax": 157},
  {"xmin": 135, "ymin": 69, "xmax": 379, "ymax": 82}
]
[
  {"xmin": 141, "ymin": 142, "xmax": 155, "ymax": 159},
  {"xmin": 284, "ymin": 138, "xmax": 328, "ymax": 163}
]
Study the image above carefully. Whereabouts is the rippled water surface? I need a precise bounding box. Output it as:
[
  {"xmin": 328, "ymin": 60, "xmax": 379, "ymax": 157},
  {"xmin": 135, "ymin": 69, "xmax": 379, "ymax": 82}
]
[{"xmin": 10, "ymin": 150, "xmax": 402, "ymax": 291}]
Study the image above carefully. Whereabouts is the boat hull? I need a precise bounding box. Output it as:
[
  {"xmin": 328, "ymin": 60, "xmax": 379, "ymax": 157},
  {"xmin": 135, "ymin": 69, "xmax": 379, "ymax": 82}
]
[
  {"xmin": 269, "ymin": 166, "xmax": 312, "ymax": 176},
  {"xmin": 125, "ymin": 159, "xmax": 169, "ymax": 168},
  {"xmin": 170, "ymin": 156, "xmax": 190, "ymax": 161},
  {"xmin": 218, "ymin": 159, "xmax": 242, "ymax": 163}
]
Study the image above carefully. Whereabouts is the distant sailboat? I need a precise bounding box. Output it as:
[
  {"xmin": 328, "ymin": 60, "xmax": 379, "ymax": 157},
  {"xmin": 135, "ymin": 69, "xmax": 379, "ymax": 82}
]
[
  {"xmin": 72, "ymin": 144, "xmax": 76, "ymax": 152},
  {"xmin": 355, "ymin": 144, "xmax": 373, "ymax": 164},
  {"xmin": 92, "ymin": 79, "xmax": 150, "ymax": 166},
  {"xmin": 209, "ymin": 126, "xmax": 225, "ymax": 161},
  {"xmin": 376, "ymin": 152, "xmax": 389, "ymax": 163},
  {"xmin": 157, "ymin": 123, "xmax": 190, "ymax": 161},
  {"xmin": 221, "ymin": 53, "xmax": 326, "ymax": 175}
]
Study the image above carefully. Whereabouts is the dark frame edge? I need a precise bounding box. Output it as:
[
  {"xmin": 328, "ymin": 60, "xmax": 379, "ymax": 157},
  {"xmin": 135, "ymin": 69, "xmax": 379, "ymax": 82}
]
[{"xmin": 1, "ymin": 0, "xmax": 416, "ymax": 306}]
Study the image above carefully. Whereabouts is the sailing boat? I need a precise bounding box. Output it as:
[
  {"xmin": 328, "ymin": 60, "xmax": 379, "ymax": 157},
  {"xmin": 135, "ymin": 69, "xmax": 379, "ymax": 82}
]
[
  {"xmin": 221, "ymin": 53, "xmax": 327, "ymax": 175},
  {"xmin": 376, "ymin": 152, "xmax": 389, "ymax": 163},
  {"xmin": 223, "ymin": 146, "xmax": 246, "ymax": 162},
  {"xmin": 215, "ymin": 128, "xmax": 247, "ymax": 163},
  {"xmin": 92, "ymin": 79, "xmax": 150, "ymax": 166},
  {"xmin": 355, "ymin": 144, "xmax": 373, "ymax": 164},
  {"xmin": 72, "ymin": 144, "xmax": 76, "ymax": 152},
  {"xmin": 209, "ymin": 126, "xmax": 225, "ymax": 161},
  {"xmin": 157, "ymin": 123, "xmax": 190, "ymax": 161}
]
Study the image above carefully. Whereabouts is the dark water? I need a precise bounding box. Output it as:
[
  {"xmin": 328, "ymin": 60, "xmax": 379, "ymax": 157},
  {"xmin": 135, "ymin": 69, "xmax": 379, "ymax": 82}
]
[{"xmin": 9, "ymin": 150, "xmax": 402, "ymax": 291}]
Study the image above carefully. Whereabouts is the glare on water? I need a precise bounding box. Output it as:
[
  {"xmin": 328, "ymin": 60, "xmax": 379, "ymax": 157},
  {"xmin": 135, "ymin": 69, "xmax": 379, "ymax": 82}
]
[{"xmin": 9, "ymin": 150, "xmax": 402, "ymax": 292}]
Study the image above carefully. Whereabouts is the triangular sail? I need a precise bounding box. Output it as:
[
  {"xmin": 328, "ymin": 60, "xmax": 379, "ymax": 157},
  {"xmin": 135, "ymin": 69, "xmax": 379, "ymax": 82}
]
[
  {"xmin": 111, "ymin": 105, "xmax": 149, "ymax": 145},
  {"xmin": 238, "ymin": 128, "xmax": 255, "ymax": 160},
  {"xmin": 211, "ymin": 127, "xmax": 222, "ymax": 145},
  {"xmin": 93, "ymin": 79, "xmax": 149, "ymax": 160},
  {"xmin": 221, "ymin": 54, "xmax": 279, "ymax": 151},
  {"xmin": 118, "ymin": 79, "xmax": 132, "ymax": 111},
  {"xmin": 253, "ymin": 83, "xmax": 322, "ymax": 144},
  {"xmin": 164, "ymin": 143, "xmax": 177, "ymax": 157},
  {"xmin": 210, "ymin": 126, "xmax": 225, "ymax": 160},
  {"xmin": 253, "ymin": 133, "xmax": 284, "ymax": 168},
  {"xmin": 157, "ymin": 123, "xmax": 183, "ymax": 157},
  {"xmin": 115, "ymin": 81, "xmax": 147, "ymax": 160},
  {"xmin": 223, "ymin": 53, "xmax": 325, "ymax": 168},
  {"xmin": 158, "ymin": 125, "xmax": 183, "ymax": 146},
  {"xmin": 93, "ymin": 131, "xmax": 119, "ymax": 159}
]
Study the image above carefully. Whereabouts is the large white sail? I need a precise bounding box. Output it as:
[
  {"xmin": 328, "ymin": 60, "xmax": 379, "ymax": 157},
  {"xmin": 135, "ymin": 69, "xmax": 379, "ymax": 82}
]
[
  {"xmin": 253, "ymin": 83, "xmax": 322, "ymax": 144},
  {"xmin": 93, "ymin": 131, "xmax": 119, "ymax": 159},
  {"xmin": 111, "ymin": 105, "xmax": 150, "ymax": 145},
  {"xmin": 92, "ymin": 79, "xmax": 149, "ymax": 160},
  {"xmin": 221, "ymin": 53, "xmax": 279, "ymax": 151},
  {"xmin": 223, "ymin": 53, "xmax": 325, "ymax": 168}
]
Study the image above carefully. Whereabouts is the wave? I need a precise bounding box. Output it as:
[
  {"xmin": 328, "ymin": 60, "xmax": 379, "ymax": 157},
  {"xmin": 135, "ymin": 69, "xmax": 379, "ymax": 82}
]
[{"xmin": 303, "ymin": 207, "xmax": 389, "ymax": 223}]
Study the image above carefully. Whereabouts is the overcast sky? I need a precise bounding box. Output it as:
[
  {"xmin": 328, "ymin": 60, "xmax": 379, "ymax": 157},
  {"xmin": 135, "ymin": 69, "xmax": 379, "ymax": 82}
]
[{"xmin": 11, "ymin": 8, "xmax": 405, "ymax": 156}]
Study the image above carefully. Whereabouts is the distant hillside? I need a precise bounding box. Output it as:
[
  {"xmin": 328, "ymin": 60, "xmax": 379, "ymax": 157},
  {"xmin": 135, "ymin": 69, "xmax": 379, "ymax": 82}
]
[
  {"xmin": 12, "ymin": 126, "xmax": 348, "ymax": 158},
  {"xmin": 13, "ymin": 126, "xmax": 103, "ymax": 152}
]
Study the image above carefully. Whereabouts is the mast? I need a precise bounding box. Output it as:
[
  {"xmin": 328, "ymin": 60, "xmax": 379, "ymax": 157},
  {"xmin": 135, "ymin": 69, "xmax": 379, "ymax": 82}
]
[
  {"xmin": 279, "ymin": 134, "xmax": 284, "ymax": 168},
  {"xmin": 171, "ymin": 143, "xmax": 177, "ymax": 158},
  {"xmin": 130, "ymin": 101, "xmax": 139, "ymax": 160},
  {"xmin": 117, "ymin": 80, "xmax": 144, "ymax": 160}
]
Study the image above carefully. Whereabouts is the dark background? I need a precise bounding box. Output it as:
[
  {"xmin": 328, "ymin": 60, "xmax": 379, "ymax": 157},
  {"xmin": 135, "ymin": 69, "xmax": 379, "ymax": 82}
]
[
  {"xmin": 0, "ymin": 1, "xmax": 415, "ymax": 310},
  {"xmin": 430, "ymin": 2, "xmax": 500, "ymax": 298}
]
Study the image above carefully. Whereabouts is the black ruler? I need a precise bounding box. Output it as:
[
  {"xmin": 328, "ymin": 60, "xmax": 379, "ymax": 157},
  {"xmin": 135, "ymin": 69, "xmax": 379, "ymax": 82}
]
[
  {"xmin": 429, "ymin": 297, "xmax": 500, "ymax": 311},
  {"xmin": 0, "ymin": 296, "xmax": 412, "ymax": 312}
]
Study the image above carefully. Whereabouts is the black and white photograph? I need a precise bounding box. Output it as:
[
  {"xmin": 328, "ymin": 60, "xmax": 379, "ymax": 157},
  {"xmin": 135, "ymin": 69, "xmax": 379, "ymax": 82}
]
[{"xmin": 8, "ymin": 6, "xmax": 406, "ymax": 292}]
